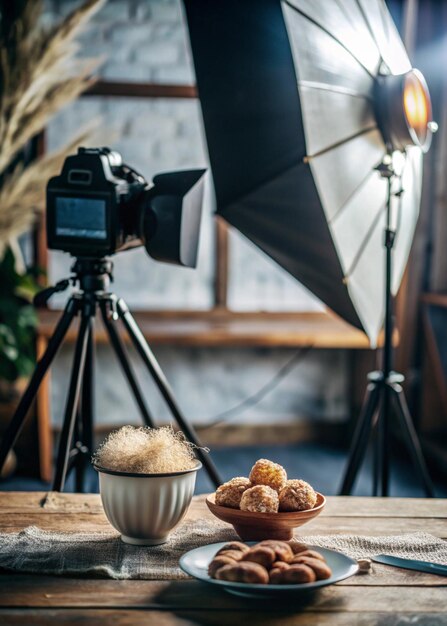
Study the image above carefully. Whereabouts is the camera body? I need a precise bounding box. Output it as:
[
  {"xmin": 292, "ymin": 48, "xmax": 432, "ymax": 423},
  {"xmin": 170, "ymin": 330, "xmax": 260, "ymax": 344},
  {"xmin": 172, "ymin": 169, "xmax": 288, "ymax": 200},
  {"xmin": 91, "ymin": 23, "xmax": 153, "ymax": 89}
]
[{"xmin": 47, "ymin": 147, "xmax": 206, "ymax": 267}]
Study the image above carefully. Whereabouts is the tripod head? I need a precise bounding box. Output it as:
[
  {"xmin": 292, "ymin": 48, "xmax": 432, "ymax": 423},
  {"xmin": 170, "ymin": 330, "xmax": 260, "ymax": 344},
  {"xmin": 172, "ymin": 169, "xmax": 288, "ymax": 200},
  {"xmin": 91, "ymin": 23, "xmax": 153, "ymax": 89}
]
[{"xmin": 33, "ymin": 257, "xmax": 114, "ymax": 308}]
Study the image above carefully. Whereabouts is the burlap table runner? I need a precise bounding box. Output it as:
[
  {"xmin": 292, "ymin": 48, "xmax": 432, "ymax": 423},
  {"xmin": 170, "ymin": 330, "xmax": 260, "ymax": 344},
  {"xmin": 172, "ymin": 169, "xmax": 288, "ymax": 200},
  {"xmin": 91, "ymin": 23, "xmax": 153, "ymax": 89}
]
[{"xmin": 0, "ymin": 516, "xmax": 446, "ymax": 579}]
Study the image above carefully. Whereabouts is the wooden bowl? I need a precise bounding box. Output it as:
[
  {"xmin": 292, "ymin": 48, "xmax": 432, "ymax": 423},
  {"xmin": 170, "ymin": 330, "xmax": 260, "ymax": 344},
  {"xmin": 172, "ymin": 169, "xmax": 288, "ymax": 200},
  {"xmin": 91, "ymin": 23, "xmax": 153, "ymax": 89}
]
[{"xmin": 206, "ymin": 492, "xmax": 326, "ymax": 541}]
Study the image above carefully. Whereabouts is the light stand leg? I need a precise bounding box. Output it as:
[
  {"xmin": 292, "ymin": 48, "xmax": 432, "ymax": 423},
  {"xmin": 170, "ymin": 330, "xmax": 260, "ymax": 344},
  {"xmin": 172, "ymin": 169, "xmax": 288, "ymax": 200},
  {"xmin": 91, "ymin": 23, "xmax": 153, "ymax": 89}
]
[
  {"xmin": 99, "ymin": 301, "xmax": 155, "ymax": 428},
  {"xmin": 0, "ymin": 299, "xmax": 77, "ymax": 475},
  {"xmin": 52, "ymin": 315, "xmax": 90, "ymax": 492},
  {"xmin": 372, "ymin": 390, "xmax": 384, "ymax": 497},
  {"xmin": 116, "ymin": 298, "xmax": 222, "ymax": 488},
  {"xmin": 339, "ymin": 381, "xmax": 380, "ymax": 495},
  {"xmin": 391, "ymin": 382, "xmax": 435, "ymax": 497},
  {"xmin": 380, "ymin": 382, "xmax": 391, "ymax": 496},
  {"xmin": 339, "ymin": 162, "xmax": 434, "ymax": 497}
]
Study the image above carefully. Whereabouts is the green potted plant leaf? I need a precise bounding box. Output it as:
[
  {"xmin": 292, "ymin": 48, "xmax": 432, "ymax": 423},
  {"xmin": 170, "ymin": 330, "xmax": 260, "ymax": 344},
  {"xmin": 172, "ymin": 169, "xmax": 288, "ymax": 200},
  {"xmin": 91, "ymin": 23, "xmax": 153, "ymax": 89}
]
[
  {"xmin": 0, "ymin": 247, "xmax": 40, "ymax": 388},
  {"xmin": 0, "ymin": 247, "xmax": 41, "ymax": 477}
]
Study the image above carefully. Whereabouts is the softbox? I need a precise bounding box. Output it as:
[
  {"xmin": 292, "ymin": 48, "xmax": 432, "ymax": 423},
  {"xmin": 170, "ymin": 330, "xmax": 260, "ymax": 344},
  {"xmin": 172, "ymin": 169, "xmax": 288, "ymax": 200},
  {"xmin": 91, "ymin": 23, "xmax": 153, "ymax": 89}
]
[{"xmin": 184, "ymin": 0, "xmax": 426, "ymax": 344}]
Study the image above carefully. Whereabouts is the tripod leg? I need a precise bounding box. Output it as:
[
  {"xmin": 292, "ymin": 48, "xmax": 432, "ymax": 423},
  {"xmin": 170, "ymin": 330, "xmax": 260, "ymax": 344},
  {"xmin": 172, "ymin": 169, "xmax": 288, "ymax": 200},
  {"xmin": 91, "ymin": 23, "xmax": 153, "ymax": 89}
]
[
  {"xmin": 73, "ymin": 404, "xmax": 82, "ymax": 492},
  {"xmin": 116, "ymin": 298, "xmax": 222, "ymax": 488},
  {"xmin": 52, "ymin": 316, "xmax": 90, "ymax": 492},
  {"xmin": 339, "ymin": 383, "xmax": 380, "ymax": 495},
  {"xmin": 0, "ymin": 299, "xmax": 77, "ymax": 475},
  {"xmin": 99, "ymin": 302, "xmax": 155, "ymax": 428},
  {"xmin": 391, "ymin": 383, "xmax": 435, "ymax": 497},
  {"xmin": 75, "ymin": 319, "xmax": 95, "ymax": 493}
]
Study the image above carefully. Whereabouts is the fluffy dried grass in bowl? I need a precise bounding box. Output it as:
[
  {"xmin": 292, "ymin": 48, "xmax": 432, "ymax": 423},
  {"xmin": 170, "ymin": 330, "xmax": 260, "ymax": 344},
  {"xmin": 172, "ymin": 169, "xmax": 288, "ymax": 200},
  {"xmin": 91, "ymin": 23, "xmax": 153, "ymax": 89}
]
[{"xmin": 92, "ymin": 425, "xmax": 198, "ymax": 474}]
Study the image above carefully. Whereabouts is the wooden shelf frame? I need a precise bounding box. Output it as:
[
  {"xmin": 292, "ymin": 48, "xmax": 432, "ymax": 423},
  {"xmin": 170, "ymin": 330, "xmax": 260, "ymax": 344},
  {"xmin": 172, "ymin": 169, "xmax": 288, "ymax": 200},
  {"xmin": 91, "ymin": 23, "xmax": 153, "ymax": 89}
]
[{"xmin": 37, "ymin": 309, "xmax": 371, "ymax": 349}]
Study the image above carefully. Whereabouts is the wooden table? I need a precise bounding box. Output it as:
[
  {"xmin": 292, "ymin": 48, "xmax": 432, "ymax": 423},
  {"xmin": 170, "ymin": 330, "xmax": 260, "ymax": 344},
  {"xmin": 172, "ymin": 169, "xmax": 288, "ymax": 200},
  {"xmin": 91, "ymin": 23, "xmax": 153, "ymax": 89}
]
[{"xmin": 0, "ymin": 492, "xmax": 446, "ymax": 625}]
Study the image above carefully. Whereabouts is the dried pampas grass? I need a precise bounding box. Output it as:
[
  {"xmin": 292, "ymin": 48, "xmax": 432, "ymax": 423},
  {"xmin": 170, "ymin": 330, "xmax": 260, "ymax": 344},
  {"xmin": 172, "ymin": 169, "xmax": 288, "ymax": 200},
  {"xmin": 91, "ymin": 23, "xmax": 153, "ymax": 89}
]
[
  {"xmin": 0, "ymin": 0, "xmax": 104, "ymax": 253},
  {"xmin": 0, "ymin": 128, "xmax": 92, "ymax": 258},
  {"xmin": 0, "ymin": 0, "xmax": 104, "ymax": 173},
  {"xmin": 93, "ymin": 426, "xmax": 199, "ymax": 474}
]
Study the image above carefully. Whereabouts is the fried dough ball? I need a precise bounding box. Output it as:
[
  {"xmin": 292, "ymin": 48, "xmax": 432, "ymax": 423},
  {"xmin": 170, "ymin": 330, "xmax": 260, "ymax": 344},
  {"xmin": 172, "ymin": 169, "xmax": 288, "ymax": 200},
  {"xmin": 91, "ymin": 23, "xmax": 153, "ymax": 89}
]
[
  {"xmin": 240, "ymin": 485, "xmax": 279, "ymax": 513},
  {"xmin": 249, "ymin": 459, "xmax": 287, "ymax": 493},
  {"xmin": 215, "ymin": 477, "xmax": 252, "ymax": 508},
  {"xmin": 215, "ymin": 562, "xmax": 269, "ymax": 584},
  {"xmin": 278, "ymin": 479, "xmax": 317, "ymax": 512}
]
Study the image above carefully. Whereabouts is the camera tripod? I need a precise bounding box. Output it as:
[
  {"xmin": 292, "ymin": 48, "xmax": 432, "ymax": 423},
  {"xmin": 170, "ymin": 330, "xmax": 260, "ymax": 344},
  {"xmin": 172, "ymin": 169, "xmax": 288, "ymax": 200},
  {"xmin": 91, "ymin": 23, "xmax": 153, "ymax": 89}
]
[
  {"xmin": 339, "ymin": 158, "xmax": 434, "ymax": 497},
  {"xmin": 0, "ymin": 258, "xmax": 222, "ymax": 491}
]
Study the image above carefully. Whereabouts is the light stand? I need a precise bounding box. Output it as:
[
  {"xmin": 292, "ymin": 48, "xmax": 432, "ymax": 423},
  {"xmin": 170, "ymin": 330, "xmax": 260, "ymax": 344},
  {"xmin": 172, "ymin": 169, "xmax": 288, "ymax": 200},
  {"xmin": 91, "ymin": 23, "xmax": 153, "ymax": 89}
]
[
  {"xmin": 0, "ymin": 258, "xmax": 222, "ymax": 491},
  {"xmin": 339, "ymin": 157, "xmax": 434, "ymax": 497}
]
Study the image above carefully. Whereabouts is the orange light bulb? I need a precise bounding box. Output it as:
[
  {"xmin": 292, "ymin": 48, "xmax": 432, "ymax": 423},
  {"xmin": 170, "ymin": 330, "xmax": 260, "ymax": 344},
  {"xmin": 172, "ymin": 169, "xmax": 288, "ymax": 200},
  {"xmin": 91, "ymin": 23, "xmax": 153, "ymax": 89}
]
[{"xmin": 403, "ymin": 71, "xmax": 431, "ymax": 145}]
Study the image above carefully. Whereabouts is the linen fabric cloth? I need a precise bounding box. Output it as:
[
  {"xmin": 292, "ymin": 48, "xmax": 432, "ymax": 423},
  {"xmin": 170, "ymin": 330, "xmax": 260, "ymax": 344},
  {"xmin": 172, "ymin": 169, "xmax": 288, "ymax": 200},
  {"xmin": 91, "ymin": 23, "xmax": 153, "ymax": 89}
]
[{"xmin": 0, "ymin": 517, "xmax": 446, "ymax": 579}]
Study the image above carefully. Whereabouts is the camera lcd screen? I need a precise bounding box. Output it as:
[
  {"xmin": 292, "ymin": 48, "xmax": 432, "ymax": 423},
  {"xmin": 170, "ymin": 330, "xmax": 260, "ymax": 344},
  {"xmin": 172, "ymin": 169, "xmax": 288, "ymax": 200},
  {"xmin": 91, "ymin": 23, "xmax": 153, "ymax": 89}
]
[{"xmin": 55, "ymin": 197, "xmax": 107, "ymax": 240}]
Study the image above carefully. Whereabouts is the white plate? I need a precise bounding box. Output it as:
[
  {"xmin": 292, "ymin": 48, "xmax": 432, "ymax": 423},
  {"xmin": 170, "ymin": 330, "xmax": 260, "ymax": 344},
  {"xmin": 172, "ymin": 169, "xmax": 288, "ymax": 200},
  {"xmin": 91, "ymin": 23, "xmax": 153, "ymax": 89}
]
[{"xmin": 179, "ymin": 542, "xmax": 359, "ymax": 598}]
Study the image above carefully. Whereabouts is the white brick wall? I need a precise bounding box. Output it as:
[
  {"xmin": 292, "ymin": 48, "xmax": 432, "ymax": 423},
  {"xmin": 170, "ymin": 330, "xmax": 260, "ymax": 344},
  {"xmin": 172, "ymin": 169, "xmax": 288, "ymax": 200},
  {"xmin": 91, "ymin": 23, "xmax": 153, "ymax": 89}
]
[{"xmin": 51, "ymin": 345, "xmax": 348, "ymax": 427}]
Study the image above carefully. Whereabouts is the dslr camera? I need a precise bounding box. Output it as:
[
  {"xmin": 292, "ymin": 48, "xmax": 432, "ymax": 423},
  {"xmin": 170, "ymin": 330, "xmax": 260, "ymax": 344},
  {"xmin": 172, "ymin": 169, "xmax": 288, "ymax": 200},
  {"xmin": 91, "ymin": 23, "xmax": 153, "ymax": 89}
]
[{"xmin": 46, "ymin": 147, "xmax": 206, "ymax": 267}]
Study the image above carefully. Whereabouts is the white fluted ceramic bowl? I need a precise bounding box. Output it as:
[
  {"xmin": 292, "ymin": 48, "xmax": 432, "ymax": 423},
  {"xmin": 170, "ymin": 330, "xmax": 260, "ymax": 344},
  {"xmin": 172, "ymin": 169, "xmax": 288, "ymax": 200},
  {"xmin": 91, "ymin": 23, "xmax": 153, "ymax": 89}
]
[{"xmin": 94, "ymin": 461, "xmax": 201, "ymax": 545}]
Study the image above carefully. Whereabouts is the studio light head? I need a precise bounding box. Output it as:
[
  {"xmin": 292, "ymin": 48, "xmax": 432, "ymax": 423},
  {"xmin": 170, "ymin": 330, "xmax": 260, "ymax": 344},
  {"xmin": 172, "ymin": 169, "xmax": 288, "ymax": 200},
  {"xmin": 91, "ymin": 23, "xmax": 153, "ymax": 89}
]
[
  {"xmin": 46, "ymin": 147, "xmax": 206, "ymax": 268},
  {"xmin": 375, "ymin": 68, "xmax": 436, "ymax": 153}
]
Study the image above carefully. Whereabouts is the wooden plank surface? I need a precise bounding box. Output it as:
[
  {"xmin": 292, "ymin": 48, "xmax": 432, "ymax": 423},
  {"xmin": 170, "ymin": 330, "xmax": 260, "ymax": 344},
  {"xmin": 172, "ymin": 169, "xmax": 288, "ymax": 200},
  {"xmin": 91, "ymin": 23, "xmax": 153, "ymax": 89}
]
[
  {"xmin": 1, "ymin": 610, "xmax": 446, "ymax": 626},
  {"xmin": 0, "ymin": 493, "xmax": 446, "ymax": 625},
  {"xmin": 1, "ymin": 492, "xmax": 445, "ymax": 517},
  {"xmin": 1, "ymin": 511, "xmax": 446, "ymax": 536},
  {"xmin": 0, "ymin": 493, "xmax": 445, "ymax": 536},
  {"xmin": 1, "ymin": 580, "xmax": 446, "ymax": 609}
]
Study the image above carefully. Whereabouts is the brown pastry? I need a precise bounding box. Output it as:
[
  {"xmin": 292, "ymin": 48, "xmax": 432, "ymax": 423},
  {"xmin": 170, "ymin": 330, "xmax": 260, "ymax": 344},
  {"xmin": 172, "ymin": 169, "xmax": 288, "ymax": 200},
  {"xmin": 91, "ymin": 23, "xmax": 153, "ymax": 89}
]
[
  {"xmin": 215, "ymin": 477, "xmax": 252, "ymax": 508},
  {"xmin": 240, "ymin": 485, "xmax": 279, "ymax": 513},
  {"xmin": 216, "ymin": 550, "xmax": 243, "ymax": 562},
  {"xmin": 280, "ymin": 563, "xmax": 317, "ymax": 584},
  {"xmin": 291, "ymin": 556, "xmax": 332, "ymax": 580},
  {"xmin": 271, "ymin": 560, "xmax": 290, "ymax": 572},
  {"xmin": 257, "ymin": 540, "xmax": 293, "ymax": 563},
  {"xmin": 215, "ymin": 562, "xmax": 269, "ymax": 584},
  {"xmin": 241, "ymin": 546, "xmax": 276, "ymax": 569},
  {"xmin": 249, "ymin": 459, "xmax": 287, "ymax": 493},
  {"xmin": 292, "ymin": 549, "xmax": 325, "ymax": 562},
  {"xmin": 208, "ymin": 555, "xmax": 239, "ymax": 578},
  {"xmin": 208, "ymin": 540, "xmax": 330, "ymax": 586},
  {"xmin": 278, "ymin": 479, "xmax": 317, "ymax": 512},
  {"xmin": 269, "ymin": 567, "xmax": 286, "ymax": 584},
  {"xmin": 215, "ymin": 541, "xmax": 249, "ymax": 556},
  {"xmin": 288, "ymin": 541, "xmax": 309, "ymax": 554}
]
